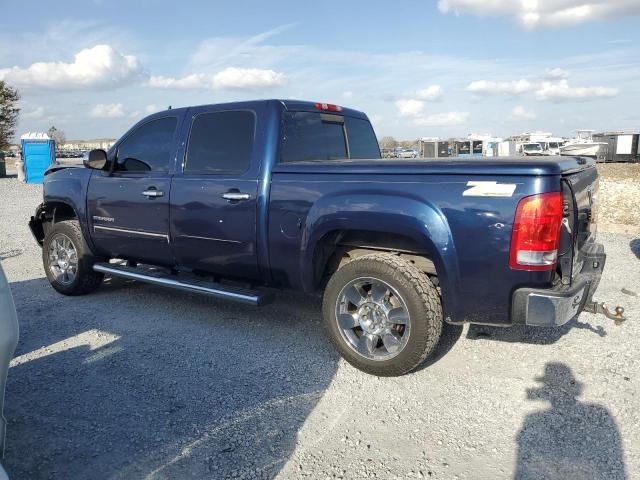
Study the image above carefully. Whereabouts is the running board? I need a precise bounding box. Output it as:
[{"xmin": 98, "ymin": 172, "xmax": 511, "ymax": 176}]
[{"xmin": 93, "ymin": 263, "xmax": 270, "ymax": 306}]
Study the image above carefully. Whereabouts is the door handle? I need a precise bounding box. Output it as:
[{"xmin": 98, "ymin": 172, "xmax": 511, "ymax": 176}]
[
  {"xmin": 222, "ymin": 192, "xmax": 251, "ymax": 201},
  {"xmin": 142, "ymin": 189, "xmax": 164, "ymax": 198}
]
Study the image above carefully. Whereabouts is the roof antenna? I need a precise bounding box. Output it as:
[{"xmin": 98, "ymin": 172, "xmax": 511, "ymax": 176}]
[{"xmin": 167, "ymin": 105, "xmax": 172, "ymax": 110}]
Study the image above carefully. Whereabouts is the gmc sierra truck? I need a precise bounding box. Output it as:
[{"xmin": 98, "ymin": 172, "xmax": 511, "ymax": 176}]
[{"xmin": 29, "ymin": 100, "xmax": 625, "ymax": 376}]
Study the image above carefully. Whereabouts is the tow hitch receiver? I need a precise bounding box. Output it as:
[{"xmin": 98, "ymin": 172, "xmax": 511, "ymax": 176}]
[{"xmin": 584, "ymin": 302, "xmax": 627, "ymax": 325}]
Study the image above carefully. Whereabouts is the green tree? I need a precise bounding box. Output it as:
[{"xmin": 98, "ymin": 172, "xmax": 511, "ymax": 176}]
[{"xmin": 0, "ymin": 81, "xmax": 20, "ymax": 150}]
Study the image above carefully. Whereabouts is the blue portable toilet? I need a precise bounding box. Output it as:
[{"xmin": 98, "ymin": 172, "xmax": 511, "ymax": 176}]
[{"xmin": 20, "ymin": 132, "xmax": 55, "ymax": 184}]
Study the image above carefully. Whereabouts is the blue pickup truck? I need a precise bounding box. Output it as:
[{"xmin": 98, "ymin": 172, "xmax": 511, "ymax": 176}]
[{"xmin": 28, "ymin": 100, "xmax": 624, "ymax": 376}]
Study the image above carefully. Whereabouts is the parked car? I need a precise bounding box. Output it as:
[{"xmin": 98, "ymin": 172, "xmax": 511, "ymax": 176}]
[
  {"xmin": 0, "ymin": 262, "xmax": 18, "ymax": 479},
  {"xmin": 520, "ymin": 142, "xmax": 544, "ymax": 156},
  {"xmin": 28, "ymin": 99, "xmax": 623, "ymax": 376},
  {"xmin": 397, "ymin": 149, "xmax": 418, "ymax": 158}
]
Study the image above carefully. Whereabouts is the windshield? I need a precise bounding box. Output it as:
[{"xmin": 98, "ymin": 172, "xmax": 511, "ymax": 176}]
[
  {"xmin": 523, "ymin": 143, "xmax": 542, "ymax": 151},
  {"xmin": 577, "ymin": 131, "xmax": 593, "ymax": 141}
]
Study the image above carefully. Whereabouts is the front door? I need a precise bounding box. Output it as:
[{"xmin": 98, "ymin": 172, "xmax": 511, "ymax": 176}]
[
  {"xmin": 87, "ymin": 115, "xmax": 180, "ymax": 265},
  {"xmin": 170, "ymin": 107, "xmax": 260, "ymax": 280}
]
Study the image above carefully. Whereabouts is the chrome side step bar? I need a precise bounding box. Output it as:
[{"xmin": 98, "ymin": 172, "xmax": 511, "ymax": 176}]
[{"xmin": 93, "ymin": 263, "xmax": 269, "ymax": 306}]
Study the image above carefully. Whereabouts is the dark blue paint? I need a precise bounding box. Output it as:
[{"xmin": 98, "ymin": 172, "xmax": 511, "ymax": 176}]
[
  {"xmin": 268, "ymin": 171, "xmax": 557, "ymax": 324},
  {"xmin": 41, "ymin": 167, "xmax": 93, "ymax": 247},
  {"xmin": 39, "ymin": 99, "xmax": 596, "ymax": 326}
]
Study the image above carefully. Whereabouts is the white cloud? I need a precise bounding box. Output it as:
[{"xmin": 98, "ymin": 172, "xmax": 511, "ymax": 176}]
[
  {"xmin": 128, "ymin": 104, "xmax": 160, "ymax": 120},
  {"xmin": 535, "ymin": 79, "xmax": 618, "ymax": 101},
  {"xmin": 437, "ymin": 0, "xmax": 640, "ymax": 29},
  {"xmin": 415, "ymin": 85, "xmax": 443, "ymax": 101},
  {"xmin": 147, "ymin": 67, "xmax": 287, "ymax": 91},
  {"xmin": 413, "ymin": 111, "xmax": 470, "ymax": 127},
  {"xmin": 545, "ymin": 68, "xmax": 569, "ymax": 79},
  {"xmin": 369, "ymin": 114, "xmax": 384, "ymax": 127},
  {"xmin": 342, "ymin": 90, "xmax": 353, "ymax": 99},
  {"xmin": 147, "ymin": 73, "xmax": 210, "ymax": 89},
  {"xmin": 213, "ymin": 67, "xmax": 287, "ymax": 90},
  {"xmin": 395, "ymin": 99, "xmax": 425, "ymax": 117},
  {"xmin": 512, "ymin": 105, "xmax": 537, "ymax": 120},
  {"xmin": 467, "ymin": 79, "xmax": 536, "ymax": 95},
  {"xmin": 22, "ymin": 106, "xmax": 45, "ymax": 119},
  {"xmin": 89, "ymin": 103, "xmax": 126, "ymax": 118},
  {"xmin": 145, "ymin": 104, "xmax": 160, "ymax": 114},
  {"xmin": 0, "ymin": 45, "xmax": 144, "ymax": 91},
  {"xmin": 189, "ymin": 24, "xmax": 298, "ymax": 70},
  {"xmin": 468, "ymin": 73, "xmax": 620, "ymax": 102}
]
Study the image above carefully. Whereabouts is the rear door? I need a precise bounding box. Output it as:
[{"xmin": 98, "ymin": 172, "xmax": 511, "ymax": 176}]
[
  {"xmin": 87, "ymin": 115, "xmax": 180, "ymax": 265},
  {"xmin": 170, "ymin": 107, "xmax": 260, "ymax": 280}
]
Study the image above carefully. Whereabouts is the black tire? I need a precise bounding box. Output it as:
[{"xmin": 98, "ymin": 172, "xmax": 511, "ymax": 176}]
[
  {"xmin": 323, "ymin": 253, "xmax": 443, "ymax": 376},
  {"xmin": 42, "ymin": 220, "xmax": 104, "ymax": 295}
]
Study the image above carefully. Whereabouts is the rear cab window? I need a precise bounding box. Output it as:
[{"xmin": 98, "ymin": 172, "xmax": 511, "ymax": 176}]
[{"xmin": 280, "ymin": 111, "xmax": 380, "ymax": 163}]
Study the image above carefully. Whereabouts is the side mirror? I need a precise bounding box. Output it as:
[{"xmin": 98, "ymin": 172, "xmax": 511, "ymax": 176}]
[{"xmin": 84, "ymin": 149, "xmax": 109, "ymax": 170}]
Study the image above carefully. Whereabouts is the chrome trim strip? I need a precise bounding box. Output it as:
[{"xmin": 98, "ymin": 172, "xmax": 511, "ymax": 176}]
[
  {"xmin": 179, "ymin": 234, "xmax": 242, "ymax": 244},
  {"xmin": 94, "ymin": 225, "xmax": 169, "ymax": 240},
  {"xmin": 92, "ymin": 264, "xmax": 261, "ymax": 305}
]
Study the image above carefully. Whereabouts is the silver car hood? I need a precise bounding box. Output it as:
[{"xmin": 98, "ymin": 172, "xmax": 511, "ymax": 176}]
[{"xmin": 0, "ymin": 262, "xmax": 18, "ymax": 460}]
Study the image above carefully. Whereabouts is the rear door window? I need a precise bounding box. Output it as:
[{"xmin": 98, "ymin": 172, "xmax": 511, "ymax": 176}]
[{"xmin": 185, "ymin": 110, "xmax": 255, "ymax": 174}]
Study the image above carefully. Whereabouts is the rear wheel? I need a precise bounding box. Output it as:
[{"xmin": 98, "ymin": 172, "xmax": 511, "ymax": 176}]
[
  {"xmin": 43, "ymin": 220, "xmax": 104, "ymax": 295},
  {"xmin": 323, "ymin": 253, "xmax": 443, "ymax": 376}
]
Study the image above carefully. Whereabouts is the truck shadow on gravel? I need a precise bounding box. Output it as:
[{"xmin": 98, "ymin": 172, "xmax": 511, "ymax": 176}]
[
  {"xmin": 631, "ymin": 239, "xmax": 640, "ymax": 259},
  {"xmin": 515, "ymin": 362, "xmax": 627, "ymax": 479},
  {"xmin": 4, "ymin": 276, "xmax": 339, "ymax": 480},
  {"xmin": 466, "ymin": 315, "xmax": 607, "ymax": 344}
]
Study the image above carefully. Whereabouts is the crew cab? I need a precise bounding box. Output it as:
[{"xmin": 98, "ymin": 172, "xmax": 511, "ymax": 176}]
[{"xmin": 29, "ymin": 100, "xmax": 624, "ymax": 376}]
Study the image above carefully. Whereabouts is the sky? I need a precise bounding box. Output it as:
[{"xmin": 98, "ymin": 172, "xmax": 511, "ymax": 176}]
[{"xmin": 1, "ymin": 0, "xmax": 639, "ymax": 141}]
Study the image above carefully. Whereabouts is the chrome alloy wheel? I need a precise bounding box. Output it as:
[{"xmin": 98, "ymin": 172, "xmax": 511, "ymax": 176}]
[
  {"xmin": 335, "ymin": 277, "xmax": 411, "ymax": 361},
  {"xmin": 48, "ymin": 233, "xmax": 78, "ymax": 285}
]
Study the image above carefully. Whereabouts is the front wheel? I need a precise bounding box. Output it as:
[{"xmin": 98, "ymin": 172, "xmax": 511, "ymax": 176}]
[
  {"xmin": 323, "ymin": 253, "xmax": 443, "ymax": 376},
  {"xmin": 43, "ymin": 220, "xmax": 104, "ymax": 295}
]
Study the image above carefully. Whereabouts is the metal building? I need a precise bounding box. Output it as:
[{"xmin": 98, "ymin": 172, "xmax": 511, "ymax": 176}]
[
  {"xmin": 592, "ymin": 132, "xmax": 639, "ymax": 163},
  {"xmin": 418, "ymin": 138, "xmax": 450, "ymax": 158}
]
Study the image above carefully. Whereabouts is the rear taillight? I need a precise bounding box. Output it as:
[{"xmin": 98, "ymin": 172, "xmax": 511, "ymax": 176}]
[
  {"xmin": 314, "ymin": 102, "xmax": 342, "ymax": 112},
  {"xmin": 509, "ymin": 192, "xmax": 563, "ymax": 271}
]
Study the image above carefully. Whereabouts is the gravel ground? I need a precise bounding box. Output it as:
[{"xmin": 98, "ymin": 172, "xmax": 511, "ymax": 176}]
[
  {"xmin": 597, "ymin": 163, "xmax": 640, "ymax": 228},
  {"xmin": 0, "ymin": 169, "xmax": 639, "ymax": 479}
]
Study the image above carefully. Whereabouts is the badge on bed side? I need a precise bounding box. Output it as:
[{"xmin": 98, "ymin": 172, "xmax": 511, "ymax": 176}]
[{"xmin": 463, "ymin": 181, "xmax": 517, "ymax": 197}]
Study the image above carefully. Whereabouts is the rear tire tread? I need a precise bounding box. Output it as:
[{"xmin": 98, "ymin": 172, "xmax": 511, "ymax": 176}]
[{"xmin": 323, "ymin": 252, "xmax": 443, "ymax": 376}]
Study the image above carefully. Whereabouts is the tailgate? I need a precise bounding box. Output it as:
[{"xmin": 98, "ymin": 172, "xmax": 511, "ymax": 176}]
[{"xmin": 561, "ymin": 165, "xmax": 599, "ymax": 280}]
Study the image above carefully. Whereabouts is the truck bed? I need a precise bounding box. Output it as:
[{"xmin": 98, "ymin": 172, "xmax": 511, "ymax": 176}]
[
  {"xmin": 272, "ymin": 156, "xmax": 594, "ymax": 176},
  {"xmin": 269, "ymin": 155, "xmax": 597, "ymax": 325}
]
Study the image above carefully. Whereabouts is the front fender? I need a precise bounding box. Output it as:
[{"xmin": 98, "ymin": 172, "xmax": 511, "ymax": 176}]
[
  {"xmin": 300, "ymin": 192, "xmax": 459, "ymax": 319},
  {"xmin": 28, "ymin": 203, "xmax": 47, "ymax": 245},
  {"xmin": 41, "ymin": 168, "xmax": 94, "ymax": 248}
]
